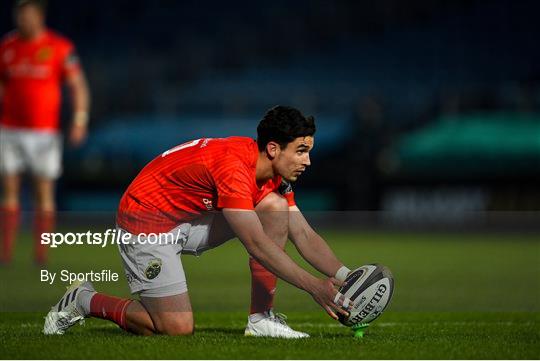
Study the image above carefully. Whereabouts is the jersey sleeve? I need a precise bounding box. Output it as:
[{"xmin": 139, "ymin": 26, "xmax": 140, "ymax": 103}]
[
  {"xmin": 59, "ymin": 38, "xmax": 80, "ymax": 78},
  {"xmin": 215, "ymin": 161, "xmax": 255, "ymax": 210},
  {"xmin": 277, "ymin": 179, "xmax": 296, "ymax": 207}
]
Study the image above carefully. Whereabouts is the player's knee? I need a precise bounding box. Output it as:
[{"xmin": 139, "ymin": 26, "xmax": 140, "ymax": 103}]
[
  {"xmin": 257, "ymin": 192, "xmax": 289, "ymax": 213},
  {"xmin": 155, "ymin": 313, "xmax": 194, "ymax": 336},
  {"xmin": 1, "ymin": 196, "xmax": 19, "ymax": 208},
  {"xmin": 33, "ymin": 186, "xmax": 55, "ymax": 211},
  {"xmin": 161, "ymin": 322, "xmax": 194, "ymax": 336},
  {"xmin": 1, "ymin": 177, "xmax": 20, "ymax": 207}
]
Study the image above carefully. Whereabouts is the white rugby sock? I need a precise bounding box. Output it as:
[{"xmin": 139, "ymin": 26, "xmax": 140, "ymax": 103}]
[
  {"xmin": 249, "ymin": 311, "xmax": 269, "ymax": 323},
  {"xmin": 78, "ymin": 289, "xmax": 97, "ymax": 315}
]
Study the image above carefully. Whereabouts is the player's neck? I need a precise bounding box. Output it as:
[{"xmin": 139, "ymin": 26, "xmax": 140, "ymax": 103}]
[
  {"xmin": 255, "ymin": 152, "xmax": 274, "ymax": 186},
  {"xmin": 19, "ymin": 27, "xmax": 45, "ymax": 41}
]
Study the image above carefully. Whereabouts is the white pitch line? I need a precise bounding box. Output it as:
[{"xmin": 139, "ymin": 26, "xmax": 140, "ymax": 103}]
[{"xmin": 294, "ymin": 321, "xmax": 536, "ymax": 328}]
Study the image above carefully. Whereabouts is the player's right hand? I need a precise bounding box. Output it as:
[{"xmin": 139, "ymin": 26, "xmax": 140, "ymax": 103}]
[
  {"xmin": 69, "ymin": 123, "xmax": 88, "ymax": 147},
  {"xmin": 309, "ymin": 277, "xmax": 351, "ymax": 320}
]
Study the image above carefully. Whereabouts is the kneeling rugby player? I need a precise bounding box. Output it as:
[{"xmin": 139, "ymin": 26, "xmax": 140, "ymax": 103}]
[{"xmin": 44, "ymin": 106, "xmax": 352, "ymax": 338}]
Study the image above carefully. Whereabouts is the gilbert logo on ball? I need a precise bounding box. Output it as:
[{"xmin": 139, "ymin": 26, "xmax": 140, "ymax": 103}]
[{"xmin": 338, "ymin": 264, "xmax": 394, "ymax": 327}]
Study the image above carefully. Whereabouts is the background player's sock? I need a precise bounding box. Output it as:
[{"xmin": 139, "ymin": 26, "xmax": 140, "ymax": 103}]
[
  {"xmin": 89, "ymin": 293, "xmax": 132, "ymax": 330},
  {"xmin": 0, "ymin": 206, "xmax": 20, "ymax": 264},
  {"xmin": 249, "ymin": 257, "xmax": 277, "ymax": 314},
  {"xmin": 33, "ymin": 210, "xmax": 55, "ymax": 265}
]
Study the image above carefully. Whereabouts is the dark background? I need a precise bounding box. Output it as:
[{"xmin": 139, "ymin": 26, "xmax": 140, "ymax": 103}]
[{"xmin": 2, "ymin": 0, "xmax": 539, "ymax": 223}]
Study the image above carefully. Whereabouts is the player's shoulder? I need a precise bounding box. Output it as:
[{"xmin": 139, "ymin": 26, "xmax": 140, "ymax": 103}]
[
  {"xmin": 220, "ymin": 136, "xmax": 256, "ymax": 156},
  {"xmin": 220, "ymin": 136, "xmax": 255, "ymax": 144},
  {"xmin": 206, "ymin": 136, "xmax": 257, "ymax": 167},
  {"xmin": 208, "ymin": 136, "xmax": 255, "ymax": 152},
  {"xmin": 224, "ymin": 136, "xmax": 256, "ymax": 147}
]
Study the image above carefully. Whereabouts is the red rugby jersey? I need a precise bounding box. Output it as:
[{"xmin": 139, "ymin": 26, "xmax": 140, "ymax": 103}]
[
  {"xmin": 117, "ymin": 137, "xmax": 295, "ymax": 234},
  {"xmin": 0, "ymin": 29, "xmax": 80, "ymax": 131}
]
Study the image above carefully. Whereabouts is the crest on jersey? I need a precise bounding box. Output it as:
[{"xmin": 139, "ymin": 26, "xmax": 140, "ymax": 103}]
[
  {"xmin": 145, "ymin": 258, "xmax": 162, "ymax": 280},
  {"xmin": 36, "ymin": 46, "xmax": 53, "ymax": 62}
]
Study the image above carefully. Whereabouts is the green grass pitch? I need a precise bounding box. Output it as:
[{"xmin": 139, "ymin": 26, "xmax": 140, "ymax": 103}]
[{"xmin": 1, "ymin": 230, "xmax": 539, "ymax": 359}]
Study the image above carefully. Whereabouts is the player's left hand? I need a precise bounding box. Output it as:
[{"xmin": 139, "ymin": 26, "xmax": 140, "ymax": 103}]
[{"xmin": 69, "ymin": 123, "xmax": 87, "ymax": 147}]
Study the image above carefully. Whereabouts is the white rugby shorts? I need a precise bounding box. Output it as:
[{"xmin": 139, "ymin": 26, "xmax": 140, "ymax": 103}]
[
  {"xmin": 117, "ymin": 213, "xmax": 235, "ymax": 298},
  {"xmin": 0, "ymin": 126, "xmax": 62, "ymax": 179}
]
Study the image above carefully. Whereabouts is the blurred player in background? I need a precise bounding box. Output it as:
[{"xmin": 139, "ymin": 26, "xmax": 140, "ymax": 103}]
[
  {"xmin": 0, "ymin": 0, "xmax": 90, "ymax": 265},
  {"xmin": 44, "ymin": 106, "xmax": 352, "ymax": 338}
]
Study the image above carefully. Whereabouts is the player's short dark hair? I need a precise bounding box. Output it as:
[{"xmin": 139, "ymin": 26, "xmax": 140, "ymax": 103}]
[
  {"xmin": 257, "ymin": 106, "xmax": 316, "ymax": 151},
  {"xmin": 14, "ymin": 0, "xmax": 47, "ymax": 13}
]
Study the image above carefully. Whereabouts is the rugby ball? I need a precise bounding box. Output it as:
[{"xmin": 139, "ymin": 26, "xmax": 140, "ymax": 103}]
[{"xmin": 337, "ymin": 264, "xmax": 394, "ymax": 327}]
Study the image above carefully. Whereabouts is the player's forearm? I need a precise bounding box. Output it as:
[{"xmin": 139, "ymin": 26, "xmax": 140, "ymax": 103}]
[
  {"xmin": 298, "ymin": 232, "xmax": 343, "ymax": 277},
  {"xmin": 289, "ymin": 207, "xmax": 344, "ymax": 277},
  {"xmin": 223, "ymin": 209, "xmax": 318, "ymax": 293},
  {"xmin": 68, "ymin": 73, "xmax": 90, "ymax": 124}
]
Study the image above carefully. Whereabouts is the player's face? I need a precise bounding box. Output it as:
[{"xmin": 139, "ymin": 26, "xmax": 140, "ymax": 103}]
[
  {"xmin": 15, "ymin": 5, "xmax": 45, "ymax": 38},
  {"xmin": 273, "ymin": 136, "xmax": 314, "ymax": 182}
]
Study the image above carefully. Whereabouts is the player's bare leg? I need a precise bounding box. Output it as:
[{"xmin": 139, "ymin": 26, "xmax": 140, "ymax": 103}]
[
  {"xmin": 136, "ymin": 293, "xmax": 194, "ymax": 335},
  {"xmin": 33, "ymin": 176, "xmax": 55, "ymax": 212},
  {"xmin": 115, "ymin": 300, "xmax": 154, "ymax": 335},
  {"xmin": 44, "ymin": 280, "xmax": 194, "ymax": 336},
  {"xmin": 1, "ymin": 174, "xmax": 20, "ymax": 208},
  {"xmin": 205, "ymin": 192, "xmax": 290, "ymax": 314},
  {"xmin": 250, "ymin": 192, "xmax": 289, "ymax": 312},
  {"xmin": 244, "ymin": 192, "xmax": 309, "ymax": 338},
  {"xmin": 33, "ymin": 176, "xmax": 56, "ymax": 265},
  {"xmin": 256, "ymin": 192, "xmax": 289, "ymax": 248},
  {"xmin": 203, "ymin": 193, "xmax": 308, "ymax": 338},
  {"xmin": 44, "ymin": 193, "xmax": 303, "ymax": 337},
  {"xmin": 0, "ymin": 174, "xmax": 21, "ymax": 264},
  {"xmin": 92, "ymin": 293, "xmax": 194, "ymax": 336}
]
